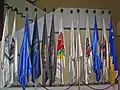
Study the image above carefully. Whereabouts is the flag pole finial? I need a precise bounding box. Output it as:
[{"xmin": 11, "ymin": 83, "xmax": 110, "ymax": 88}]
[
  {"xmin": 52, "ymin": 8, "xmax": 55, "ymax": 12},
  {"xmin": 25, "ymin": 7, "xmax": 28, "ymax": 11},
  {"xmin": 14, "ymin": 7, "xmax": 18, "ymax": 12},
  {"xmin": 70, "ymin": 10, "xmax": 73, "ymax": 14},
  {"xmin": 86, "ymin": 9, "xmax": 88, "ymax": 13},
  {"xmin": 77, "ymin": 9, "xmax": 80, "ymax": 13},
  {"xmin": 101, "ymin": 10, "xmax": 104, "ymax": 14},
  {"xmin": 43, "ymin": 8, "xmax": 46, "ymax": 12},
  {"xmin": 93, "ymin": 10, "xmax": 96, "ymax": 13},
  {"xmin": 108, "ymin": 10, "xmax": 111, "ymax": 14},
  {"xmin": 60, "ymin": 8, "xmax": 64, "ymax": 13},
  {"xmin": 34, "ymin": 8, "xmax": 37, "ymax": 12}
]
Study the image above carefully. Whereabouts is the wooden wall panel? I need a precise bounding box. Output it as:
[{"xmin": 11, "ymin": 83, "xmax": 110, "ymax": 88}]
[{"xmin": 0, "ymin": 0, "xmax": 4, "ymax": 40}]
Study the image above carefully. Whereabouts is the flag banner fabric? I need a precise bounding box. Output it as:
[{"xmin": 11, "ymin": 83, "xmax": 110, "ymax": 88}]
[
  {"xmin": 18, "ymin": 12, "xmax": 32, "ymax": 90},
  {"xmin": 0, "ymin": 9, "xmax": 10, "ymax": 88},
  {"xmin": 92, "ymin": 16, "xmax": 102, "ymax": 81},
  {"xmin": 56, "ymin": 13, "xmax": 66, "ymax": 84},
  {"xmin": 69, "ymin": 14, "xmax": 76, "ymax": 83},
  {"xmin": 101, "ymin": 16, "xmax": 109, "ymax": 82},
  {"xmin": 48, "ymin": 12, "xmax": 57, "ymax": 86},
  {"xmin": 84, "ymin": 15, "xmax": 93, "ymax": 84},
  {"xmin": 109, "ymin": 16, "xmax": 118, "ymax": 84},
  {"xmin": 41, "ymin": 12, "xmax": 49, "ymax": 86},
  {"xmin": 31, "ymin": 12, "xmax": 41, "ymax": 84},
  {"xmin": 75, "ymin": 12, "xmax": 83, "ymax": 82},
  {"xmin": 8, "ymin": 11, "xmax": 18, "ymax": 87}
]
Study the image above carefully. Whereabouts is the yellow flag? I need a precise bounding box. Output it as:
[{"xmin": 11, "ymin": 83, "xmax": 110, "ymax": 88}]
[
  {"xmin": 109, "ymin": 57, "xmax": 117, "ymax": 84},
  {"xmin": 109, "ymin": 16, "xmax": 118, "ymax": 84}
]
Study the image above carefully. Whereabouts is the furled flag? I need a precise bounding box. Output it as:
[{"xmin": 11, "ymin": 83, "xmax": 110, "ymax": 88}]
[
  {"xmin": 75, "ymin": 10, "xmax": 83, "ymax": 82},
  {"xmin": 31, "ymin": 10, "xmax": 41, "ymax": 84},
  {"xmin": 41, "ymin": 10, "xmax": 49, "ymax": 86},
  {"xmin": 0, "ymin": 9, "xmax": 10, "ymax": 88},
  {"xmin": 18, "ymin": 10, "xmax": 32, "ymax": 90},
  {"xmin": 48, "ymin": 11, "xmax": 57, "ymax": 86},
  {"xmin": 109, "ymin": 16, "xmax": 118, "ymax": 84},
  {"xmin": 84, "ymin": 14, "xmax": 93, "ymax": 84},
  {"xmin": 92, "ymin": 16, "xmax": 102, "ymax": 81},
  {"xmin": 56, "ymin": 11, "xmax": 66, "ymax": 84},
  {"xmin": 69, "ymin": 13, "xmax": 76, "ymax": 83},
  {"xmin": 8, "ymin": 9, "xmax": 18, "ymax": 87},
  {"xmin": 101, "ymin": 15, "xmax": 109, "ymax": 82}
]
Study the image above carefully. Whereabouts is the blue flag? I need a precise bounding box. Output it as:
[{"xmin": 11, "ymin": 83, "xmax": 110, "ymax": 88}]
[
  {"xmin": 31, "ymin": 13, "xmax": 41, "ymax": 83},
  {"xmin": 92, "ymin": 16, "xmax": 102, "ymax": 81},
  {"xmin": 18, "ymin": 12, "xmax": 32, "ymax": 90},
  {"xmin": 109, "ymin": 17, "xmax": 118, "ymax": 71}
]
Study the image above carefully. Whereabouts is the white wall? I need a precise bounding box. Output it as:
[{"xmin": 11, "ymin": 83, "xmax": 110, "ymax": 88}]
[{"xmin": 15, "ymin": 8, "xmax": 110, "ymax": 52}]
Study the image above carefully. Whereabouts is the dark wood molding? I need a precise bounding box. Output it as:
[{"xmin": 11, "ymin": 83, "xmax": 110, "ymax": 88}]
[
  {"xmin": 27, "ymin": 0, "xmax": 36, "ymax": 5},
  {"xmin": 0, "ymin": 0, "xmax": 4, "ymax": 40}
]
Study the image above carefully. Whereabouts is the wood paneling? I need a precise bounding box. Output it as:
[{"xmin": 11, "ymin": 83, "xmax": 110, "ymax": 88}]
[{"xmin": 0, "ymin": 0, "xmax": 4, "ymax": 40}]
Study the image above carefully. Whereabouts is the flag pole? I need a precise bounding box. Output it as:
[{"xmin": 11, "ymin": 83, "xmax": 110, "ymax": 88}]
[
  {"xmin": 77, "ymin": 9, "xmax": 81, "ymax": 90},
  {"xmin": 60, "ymin": 50, "xmax": 62, "ymax": 85},
  {"xmin": 69, "ymin": 9, "xmax": 74, "ymax": 84},
  {"xmin": 34, "ymin": 8, "xmax": 38, "ymax": 90},
  {"xmin": 60, "ymin": 9, "xmax": 63, "ymax": 86},
  {"xmin": 78, "ymin": 58, "xmax": 81, "ymax": 90},
  {"xmin": 34, "ymin": 80, "xmax": 37, "ymax": 90},
  {"xmin": 60, "ymin": 8, "xmax": 63, "ymax": 85}
]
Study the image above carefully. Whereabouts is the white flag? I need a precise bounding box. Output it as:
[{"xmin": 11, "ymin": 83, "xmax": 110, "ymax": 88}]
[
  {"xmin": 75, "ymin": 12, "xmax": 83, "ymax": 81},
  {"xmin": 84, "ymin": 15, "xmax": 93, "ymax": 84},
  {"xmin": 7, "ymin": 11, "xmax": 18, "ymax": 86},
  {"xmin": 101, "ymin": 15, "xmax": 109, "ymax": 82},
  {"xmin": 56, "ymin": 12, "xmax": 66, "ymax": 84},
  {"xmin": 69, "ymin": 14, "xmax": 76, "ymax": 83},
  {"xmin": 0, "ymin": 9, "xmax": 10, "ymax": 88}
]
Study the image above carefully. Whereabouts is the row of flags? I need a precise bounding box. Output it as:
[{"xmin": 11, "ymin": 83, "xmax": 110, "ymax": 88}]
[
  {"xmin": 0, "ymin": 8, "xmax": 118, "ymax": 90},
  {"xmin": 0, "ymin": 9, "xmax": 18, "ymax": 88}
]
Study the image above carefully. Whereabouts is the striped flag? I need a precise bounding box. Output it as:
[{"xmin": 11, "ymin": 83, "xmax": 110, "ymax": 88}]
[
  {"xmin": 101, "ymin": 15, "xmax": 109, "ymax": 82},
  {"xmin": 84, "ymin": 15, "xmax": 93, "ymax": 84},
  {"xmin": 56, "ymin": 12, "xmax": 66, "ymax": 84},
  {"xmin": 0, "ymin": 9, "xmax": 10, "ymax": 88}
]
